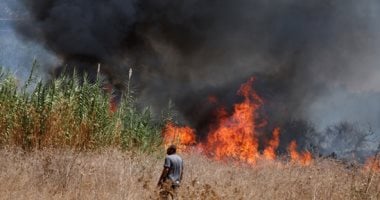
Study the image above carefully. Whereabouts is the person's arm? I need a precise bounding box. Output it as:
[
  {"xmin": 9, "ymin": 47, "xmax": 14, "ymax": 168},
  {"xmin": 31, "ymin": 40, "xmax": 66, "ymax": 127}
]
[
  {"xmin": 158, "ymin": 157, "xmax": 171, "ymax": 187},
  {"xmin": 157, "ymin": 167, "xmax": 170, "ymax": 187}
]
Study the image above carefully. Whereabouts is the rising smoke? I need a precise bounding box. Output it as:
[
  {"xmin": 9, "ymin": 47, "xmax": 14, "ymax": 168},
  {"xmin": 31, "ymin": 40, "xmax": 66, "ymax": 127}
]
[{"xmin": 8, "ymin": 0, "xmax": 380, "ymax": 158}]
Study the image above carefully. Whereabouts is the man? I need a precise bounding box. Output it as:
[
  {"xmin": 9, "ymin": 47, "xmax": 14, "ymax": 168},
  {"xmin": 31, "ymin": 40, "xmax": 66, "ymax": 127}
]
[{"xmin": 157, "ymin": 145, "xmax": 183, "ymax": 200}]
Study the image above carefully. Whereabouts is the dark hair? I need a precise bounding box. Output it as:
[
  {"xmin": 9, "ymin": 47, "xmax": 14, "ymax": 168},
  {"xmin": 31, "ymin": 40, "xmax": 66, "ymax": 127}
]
[{"xmin": 167, "ymin": 145, "xmax": 177, "ymax": 155}]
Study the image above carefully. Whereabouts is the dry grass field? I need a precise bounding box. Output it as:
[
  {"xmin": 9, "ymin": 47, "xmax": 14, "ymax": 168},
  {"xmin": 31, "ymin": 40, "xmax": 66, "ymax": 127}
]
[{"xmin": 1, "ymin": 148, "xmax": 379, "ymax": 200}]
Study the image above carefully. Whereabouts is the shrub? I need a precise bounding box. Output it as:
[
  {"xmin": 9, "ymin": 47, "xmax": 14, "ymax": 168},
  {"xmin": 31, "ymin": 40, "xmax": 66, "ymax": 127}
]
[{"xmin": 0, "ymin": 63, "xmax": 163, "ymax": 152}]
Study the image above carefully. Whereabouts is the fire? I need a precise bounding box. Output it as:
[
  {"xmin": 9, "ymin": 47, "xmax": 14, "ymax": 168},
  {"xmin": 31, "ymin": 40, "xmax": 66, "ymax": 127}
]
[
  {"xmin": 288, "ymin": 140, "xmax": 312, "ymax": 166},
  {"xmin": 204, "ymin": 77, "xmax": 261, "ymax": 164},
  {"xmin": 162, "ymin": 122, "xmax": 196, "ymax": 151},
  {"xmin": 161, "ymin": 77, "xmax": 313, "ymax": 166},
  {"xmin": 109, "ymin": 98, "xmax": 118, "ymax": 113},
  {"xmin": 364, "ymin": 156, "xmax": 380, "ymax": 172},
  {"xmin": 103, "ymin": 83, "xmax": 118, "ymax": 113},
  {"xmin": 263, "ymin": 128, "xmax": 280, "ymax": 160}
]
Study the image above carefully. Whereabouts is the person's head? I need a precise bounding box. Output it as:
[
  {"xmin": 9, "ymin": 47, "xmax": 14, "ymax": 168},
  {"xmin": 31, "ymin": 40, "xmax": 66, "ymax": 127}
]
[{"xmin": 166, "ymin": 145, "xmax": 177, "ymax": 155}]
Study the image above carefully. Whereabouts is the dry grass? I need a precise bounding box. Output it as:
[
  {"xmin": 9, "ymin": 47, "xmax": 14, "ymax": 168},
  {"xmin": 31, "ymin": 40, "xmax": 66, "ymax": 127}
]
[{"xmin": 0, "ymin": 148, "xmax": 380, "ymax": 200}]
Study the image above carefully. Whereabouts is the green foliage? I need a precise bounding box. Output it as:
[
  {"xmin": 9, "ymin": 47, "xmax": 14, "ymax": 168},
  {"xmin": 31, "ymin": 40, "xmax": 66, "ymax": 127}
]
[{"xmin": 0, "ymin": 64, "xmax": 164, "ymax": 152}]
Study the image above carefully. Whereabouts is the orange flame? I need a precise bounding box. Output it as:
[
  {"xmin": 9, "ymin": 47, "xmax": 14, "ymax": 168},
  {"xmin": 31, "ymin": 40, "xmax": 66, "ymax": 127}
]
[
  {"xmin": 288, "ymin": 140, "xmax": 312, "ymax": 166},
  {"xmin": 204, "ymin": 77, "xmax": 261, "ymax": 165},
  {"xmin": 263, "ymin": 128, "xmax": 281, "ymax": 160},
  {"xmin": 161, "ymin": 77, "xmax": 314, "ymax": 166},
  {"xmin": 364, "ymin": 156, "xmax": 380, "ymax": 172},
  {"xmin": 162, "ymin": 122, "xmax": 196, "ymax": 151},
  {"xmin": 103, "ymin": 83, "xmax": 118, "ymax": 113},
  {"xmin": 109, "ymin": 98, "xmax": 117, "ymax": 113}
]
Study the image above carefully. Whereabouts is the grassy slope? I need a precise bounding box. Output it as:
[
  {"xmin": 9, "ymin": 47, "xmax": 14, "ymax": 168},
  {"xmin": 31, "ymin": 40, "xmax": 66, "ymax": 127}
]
[{"xmin": 1, "ymin": 148, "xmax": 379, "ymax": 200}]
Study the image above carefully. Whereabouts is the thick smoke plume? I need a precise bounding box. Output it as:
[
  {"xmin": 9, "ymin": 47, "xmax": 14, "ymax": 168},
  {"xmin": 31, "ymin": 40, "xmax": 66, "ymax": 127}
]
[{"xmin": 12, "ymin": 0, "xmax": 380, "ymax": 158}]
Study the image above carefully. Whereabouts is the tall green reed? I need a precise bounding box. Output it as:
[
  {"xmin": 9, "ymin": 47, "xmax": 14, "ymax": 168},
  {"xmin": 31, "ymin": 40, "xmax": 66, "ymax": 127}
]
[{"xmin": 0, "ymin": 63, "xmax": 164, "ymax": 152}]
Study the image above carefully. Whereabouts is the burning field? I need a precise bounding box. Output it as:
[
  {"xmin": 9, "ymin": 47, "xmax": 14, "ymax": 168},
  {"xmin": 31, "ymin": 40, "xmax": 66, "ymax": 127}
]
[
  {"xmin": 1, "ymin": 63, "xmax": 380, "ymax": 199},
  {"xmin": 2, "ymin": 0, "xmax": 380, "ymax": 161},
  {"xmin": 1, "ymin": 0, "xmax": 380, "ymax": 199},
  {"xmin": 4, "ymin": 0, "xmax": 379, "ymax": 163},
  {"xmin": 163, "ymin": 77, "xmax": 312, "ymax": 166}
]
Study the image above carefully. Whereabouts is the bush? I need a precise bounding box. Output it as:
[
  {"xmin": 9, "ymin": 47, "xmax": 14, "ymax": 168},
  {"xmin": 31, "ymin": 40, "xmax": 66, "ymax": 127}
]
[{"xmin": 0, "ymin": 63, "xmax": 163, "ymax": 152}]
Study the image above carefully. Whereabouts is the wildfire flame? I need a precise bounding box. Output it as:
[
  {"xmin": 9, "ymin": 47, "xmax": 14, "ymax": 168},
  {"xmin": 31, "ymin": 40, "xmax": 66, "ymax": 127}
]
[
  {"xmin": 162, "ymin": 122, "xmax": 196, "ymax": 151},
  {"xmin": 162, "ymin": 77, "xmax": 313, "ymax": 166},
  {"xmin": 103, "ymin": 83, "xmax": 118, "ymax": 113},
  {"xmin": 364, "ymin": 156, "xmax": 380, "ymax": 172},
  {"xmin": 204, "ymin": 77, "xmax": 261, "ymax": 164},
  {"xmin": 288, "ymin": 140, "xmax": 312, "ymax": 166},
  {"xmin": 109, "ymin": 98, "xmax": 118, "ymax": 113},
  {"xmin": 263, "ymin": 128, "xmax": 281, "ymax": 160}
]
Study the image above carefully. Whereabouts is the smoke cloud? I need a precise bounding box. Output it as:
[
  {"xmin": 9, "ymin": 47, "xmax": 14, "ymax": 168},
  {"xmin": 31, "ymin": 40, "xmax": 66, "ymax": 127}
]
[{"xmin": 9, "ymin": 0, "xmax": 380, "ymax": 158}]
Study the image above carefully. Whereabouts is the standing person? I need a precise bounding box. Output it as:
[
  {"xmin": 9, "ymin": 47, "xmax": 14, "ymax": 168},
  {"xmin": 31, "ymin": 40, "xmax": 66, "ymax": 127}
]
[{"xmin": 157, "ymin": 145, "xmax": 183, "ymax": 200}]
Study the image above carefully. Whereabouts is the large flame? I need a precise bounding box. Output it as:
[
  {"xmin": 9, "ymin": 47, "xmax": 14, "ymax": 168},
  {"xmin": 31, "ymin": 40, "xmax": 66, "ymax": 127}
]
[
  {"xmin": 204, "ymin": 77, "xmax": 261, "ymax": 164},
  {"xmin": 162, "ymin": 77, "xmax": 313, "ymax": 165}
]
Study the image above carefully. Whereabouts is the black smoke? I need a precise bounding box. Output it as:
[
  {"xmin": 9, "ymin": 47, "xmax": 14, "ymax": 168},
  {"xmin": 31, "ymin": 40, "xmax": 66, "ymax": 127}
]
[{"xmin": 13, "ymin": 0, "xmax": 380, "ymax": 158}]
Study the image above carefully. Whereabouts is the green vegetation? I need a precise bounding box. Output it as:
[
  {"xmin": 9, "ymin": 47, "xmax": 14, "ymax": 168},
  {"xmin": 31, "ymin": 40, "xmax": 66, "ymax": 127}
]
[
  {"xmin": 0, "ymin": 63, "xmax": 164, "ymax": 152},
  {"xmin": 1, "ymin": 64, "xmax": 380, "ymax": 200}
]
